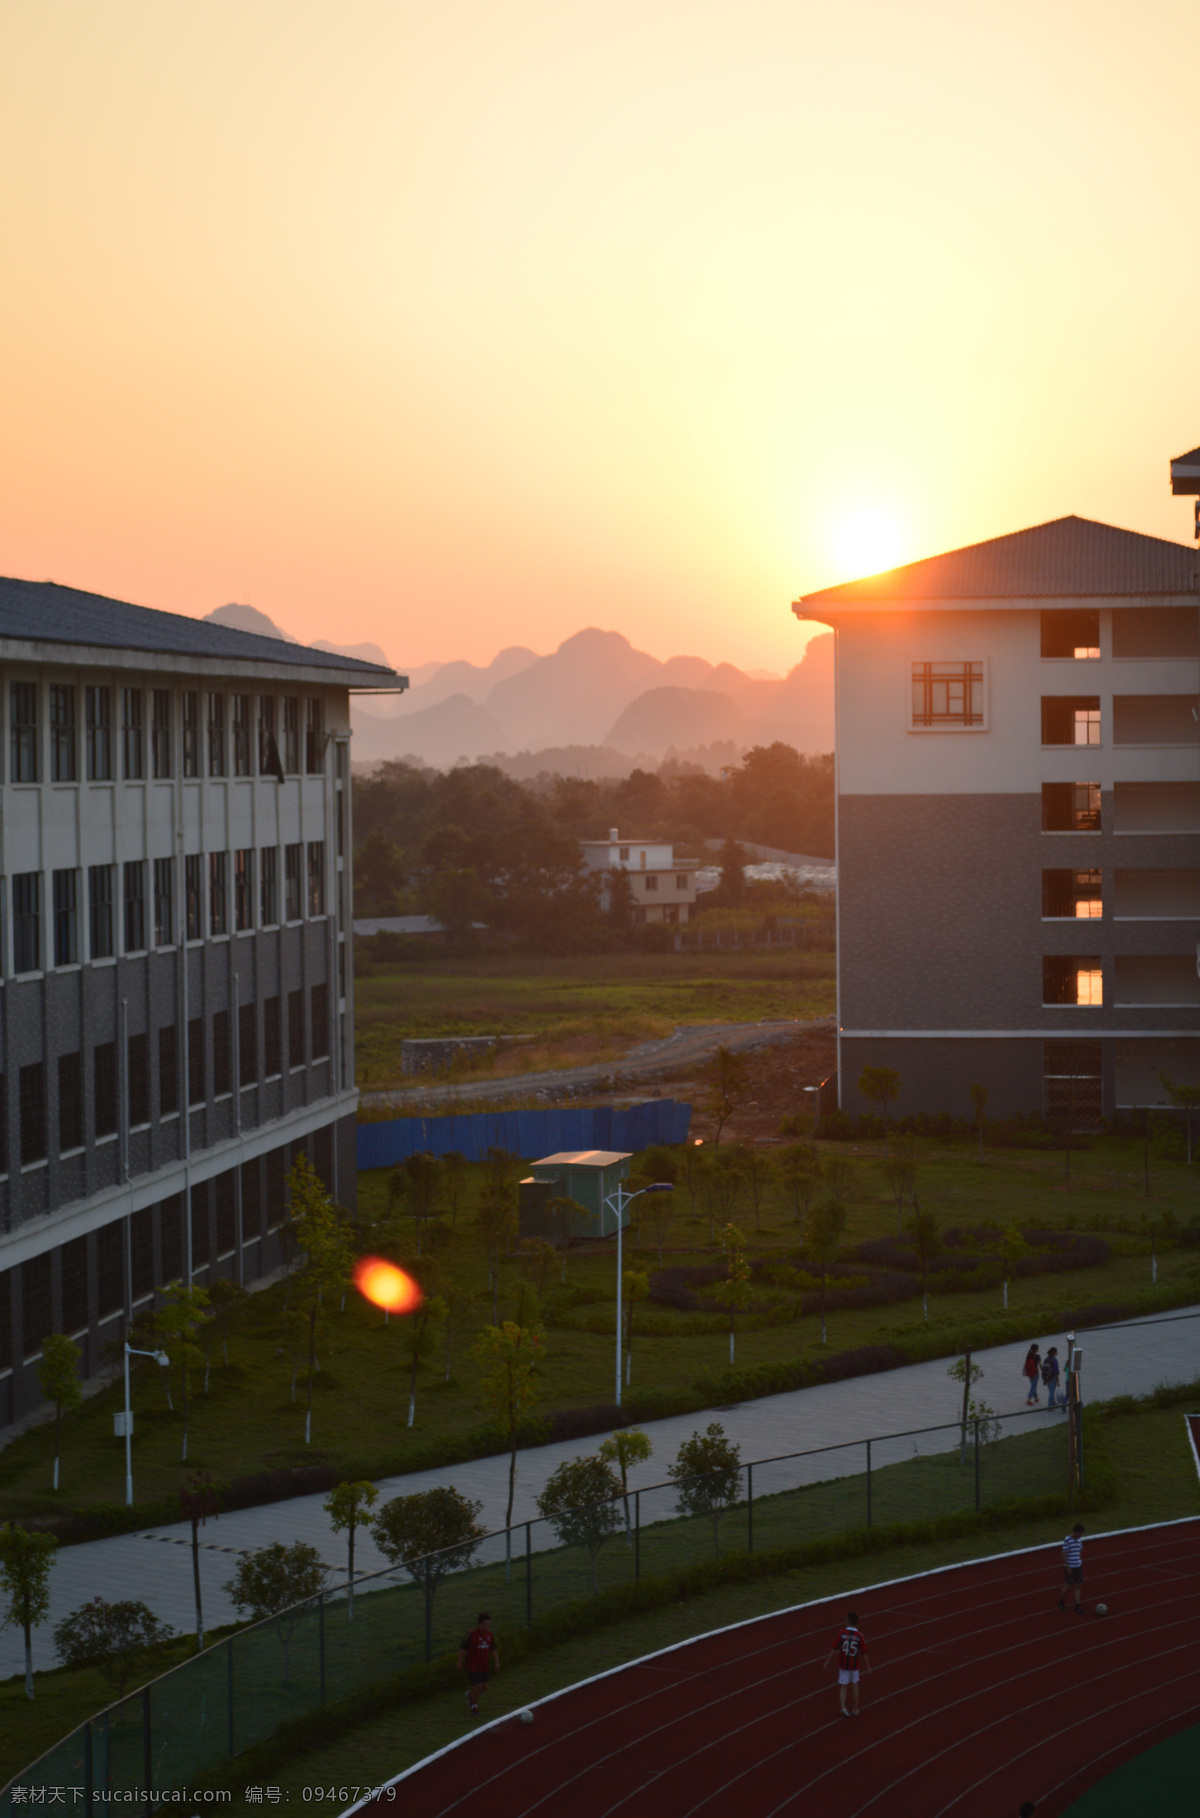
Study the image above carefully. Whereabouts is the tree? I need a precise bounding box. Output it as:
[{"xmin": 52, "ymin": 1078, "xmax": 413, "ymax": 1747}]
[
  {"xmin": 606, "ymin": 864, "xmax": 635, "ymax": 938},
  {"xmin": 37, "ymin": 1333, "xmax": 82, "ymax": 1492},
  {"xmin": 637, "ymin": 1182, "xmax": 675, "ymax": 1267},
  {"xmin": 518, "ymin": 1238, "xmax": 560, "ymax": 1302},
  {"xmin": 779, "ymin": 1143, "xmax": 821, "ymax": 1235},
  {"xmin": 204, "ymin": 1276, "xmax": 248, "ymax": 1384},
  {"xmin": 703, "ymin": 1224, "xmax": 751, "ymax": 1367},
  {"xmin": 712, "ymin": 837, "xmax": 747, "ymax": 907},
  {"xmin": 969, "ymin": 1082, "xmax": 989, "ymax": 1163},
  {"xmin": 669, "ymin": 1424, "xmax": 742, "ymax": 1557},
  {"xmin": 287, "ymin": 1154, "xmax": 356, "ymax": 1444},
  {"xmin": 373, "ymin": 1486, "xmax": 486, "ymax": 1657},
  {"xmin": 155, "ymin": 1281, "xmax": 212, "ymax": 1461},
  {"xmin": 472, "ymin": 1321, "xmax": 544, "ymax": 1562},
  {"xmin": 947, "ymin": 1350, "xmax": 985, "ymax": 1462},
  {"xmin": 703, "ymin": 1044, "xmax": 749, "ymax": 1147},
  {"xmin": 740, "ymin": 1147, "xmax": 774, "ymax": 1234},
  {"xmin": 536, "ymin": 1455, "xmax": 623, "ymax": 1592},
  {"xmin": 998, "ymin": 1223, "xmax": 1029, "ymax": 1311},
  {"xmin": 324, "ymin": 1480, "xmax": 379, "ymax": 1621},
  {"xmin": 547, "ymin": 1195, "xmax": 592, "ymax": 1276},
  {"xmin": 179, "ymin": 1472, "xmax": 221, "ymax": 1649},
  {"xmin": 807, "ymin": 1195, "xmax": 847, "ymax": 1345},
  {"xmin": 52, "ymin": 1598, "xmax": 175, "ymax": 1697},
  {"xmin": 880, "ymin": 1138, "xmax": 919, "ymax": 1236},
  {"xmin": 621, "ymin": 1268, "xmax": 649, "ymax": 1387},
  {"xmin": 681, "ymin": 1140, "xmax": 706, "ymax": 1219},
  {"xmin": 224, "ymin": 1541, "xmax": 328, "ymax": 1682},
  {"xmin": 441, "ymin": 1280, "xmax": 479, "ymax": 1383},
  {"xmin": 599, "ymin": 1428, "xmax": 653, "ymax": 1541},
  {"xmin": 476, "ymin": 1184, "xmax": 518, "ymax": 1324},
  {"xmin": 441, "ymin": 1151, "xmax": 470, "ymax": 1225},
  {"xmin": 353, "ymin": 830, "xmax": 407, "ymax": 916},
  {"xmin": 0, "ymin": 1524, "xmax": 56, "ymax": 1698},
  {"xmin": 906, "ymin": 1199, "xmax": 941, "ymax": 1321},
  {"xmin": 706, "ymin": 1145, "xmax": 748, "ymax": 1239},
  {"xmin": 1159, "ymin": 1074, "xmax": 1200, "ymax": 1166},
  {"xmin": 401, "ymin": 1289, "xmax": 448, "ymax": 1429},
  {"xmin": 417, "ymin": 863, "xmax": 491, "ymax": 945},
  {"xmin": 822, "ymin": 1155, "xmax": 856, "ymax": 1203},
  {"xmin": 858, "ymin": 1065, "xmax": 900, "ymax": 1131},
  {"xmin": 387, "ymin": 1151, "xmax": 447, "ymax": 1256}
]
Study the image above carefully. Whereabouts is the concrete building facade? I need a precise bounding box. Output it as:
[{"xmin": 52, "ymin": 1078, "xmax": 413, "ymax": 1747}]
[
  {"xmin": 793, "ymin": 516, "xmax": 1200, "ymax": 1125},
  {"xmin": 579, "ymin": 829, "xmax": 699, "ymax": 925},
  {"xmin": 0, "ymin": 578, "xmax": 401, "ymax": 1429}
]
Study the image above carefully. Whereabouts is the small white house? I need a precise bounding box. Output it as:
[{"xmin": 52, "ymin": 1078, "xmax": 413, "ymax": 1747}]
[{"xmin": 579, "ymin": 828, "xmax": 700, "ymax": 925}]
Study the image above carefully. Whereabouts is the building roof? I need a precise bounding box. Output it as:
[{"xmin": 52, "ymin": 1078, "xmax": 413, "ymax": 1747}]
[
  {"xmin": 532, "ymin": 1151, "xmax": 632, "ymax": 1169},
  {"xmin": 1170, "ymin": 445, "xmax": 1200, "ymax": 496},
  {"xmin": 794, "ymin": 515, "xmax": 1199, "ymax": 612},
  {"xmin": 0, "ymin": 575, "xmax": 399, "ymax": 679}
]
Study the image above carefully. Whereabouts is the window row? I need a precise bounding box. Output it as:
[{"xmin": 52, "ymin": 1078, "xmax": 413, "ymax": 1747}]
[
  {"xmin": 5, "ymin": 842, "xmax": 325, "ymax": 971},
  {"xmin": 1041, "ymin": 955, "xmax": 1200, "ymax": 1009},
  {"xmin": 0, "ymin": 986, "xmax": 330, "ymax": 1173},
  {"xmin": 6, "ymin": 682, "xmax": 327, "ymax": 784}
]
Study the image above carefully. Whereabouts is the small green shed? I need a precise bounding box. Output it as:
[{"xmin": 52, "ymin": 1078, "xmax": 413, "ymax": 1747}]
[{"xmin": 522, "ymin": 1150, "xmax": 633, "ymax": 1240}]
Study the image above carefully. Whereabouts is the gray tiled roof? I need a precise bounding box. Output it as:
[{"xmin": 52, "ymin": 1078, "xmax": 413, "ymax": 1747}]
[
  {"xmin": 797, "ymin": 515, "xmax": 1199, "ymax": 606},
  {"xmin": 0, "ymin": 576, "xmax": 396, "ymax": 675},
  {"xmin": 1172, "ymin": 445, "xmax": 1200, "ymax": 467}
]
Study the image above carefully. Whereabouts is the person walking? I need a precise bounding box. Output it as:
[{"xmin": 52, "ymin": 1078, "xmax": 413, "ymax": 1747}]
[
  {"xmin": 1043, "ymin": 1346, "xmax": 1062, "ymax": 1409},
  {"xmin": 457, "ymin": 1611, "xmax": 500, "ymax": 1716},
  {"xmin": 1023, "ymin": 1343, "xmax": 1042, "ymax": 1405},
  {"xmin": 1058, "ymin": 1523, "xmax": 1086, "ymax": 1615},
  {"xmin": 823, "ymin": 1609, "xmax": 871, "ymax": 1716}
]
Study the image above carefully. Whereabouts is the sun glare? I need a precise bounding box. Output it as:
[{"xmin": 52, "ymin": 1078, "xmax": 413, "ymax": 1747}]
[
  {"xmin": 354, "ymin": 1257, "xmax": 422, "ymax": 1315},
  {"xmin": 831, "ymin": 507, "xmax": 906, "ymax": 580}
]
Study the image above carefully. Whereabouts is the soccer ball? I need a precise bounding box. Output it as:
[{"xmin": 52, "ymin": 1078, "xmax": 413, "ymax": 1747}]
[
  {"xmin": 1095, "ymin": 1603, "xmax": 1108, "ymax": 1616},
  {"xmin": 520, "ymin": 1709, "xmax": 535, "ymax": 1724}
]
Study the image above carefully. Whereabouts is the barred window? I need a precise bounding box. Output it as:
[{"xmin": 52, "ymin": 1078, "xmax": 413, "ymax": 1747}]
[
  {"xmin": 88, "ymin": 866, "xmax": 114, "ymax": 961},
  {"xmin": 124, "ymin": 860, "xmax": 147, "ymax": 953},
  {"xmin": 910, "ymin": 661, "xmax": 985, "ymax": 729},
  {"xmin": 50, "ymin": 684, "xmax": 77, "ymax": 782},
  {"xmin": 86, "ymin": 686, "xmax": 113, "ymax": 781},
  {"xmin": 213, "ymin": 1009, "xmax": 231, "ymax": 1096},
  {"xmin": 19, "ymin": 1061, "xmax": 46, "ymax": 1166},
  {"xmin": 128, "ymin": 1031, "xmax": 150, "ymax": 1127},
  {"xmin": 13, "ymin": 873, "xmax": 41, "ymax": 973},
  {"xmin": 58, "ymin": 1051, "xmax": 83, "ymax": 1152},
  {"xmin": 1043, "ymin": 1040, "xmax": 1103, "ymax": 1126},
  {"xmin": 282, "ymin": 697, "xmax": 300, "ymax": 774},
  {"xmin": 284, "ymin": 843, "xmax": 303, "ymax": 920},
  {"xmin": 185, "ymin": 854, "xmax": 202, "ymax": 941},
  {"xmin": 187, "ymin": 1017, "xmax": 206, "ymax": 1106},
  {"xmin": 260, "ymin": 847, "xmax": 279, "ymax": 926},
  {"xmin": 232, "ymin": 694, "xmax": 251, "ymax": 777},
  {"xmin": 152, "ymin": 690, "xmax": 172, "ymax": 779},
  {"xmin": 182, "ymin": 690, "xmax": 200, "ymax": 778},
  {"xmin": 53, "ymin": 868, "xmax": 79, "ymax": 966},
  {"xmin": 154, "ymin": 857, "xmax": 174, "ymax": 946},
  {"xmin": 239, "ymin": 1001, "xmax": 258, "ymax": 1087},
  {"xmin": 122, "ymin": 689, "xmax": 144, "ymax": 778},
  {"xmin": 209, "ymin": 851, "xmax": 228, "ymax": 937},
  {"xmin": 234, "ymin": 849, "xmax": 254, "ymax": 932},
  {"xmin": 94, "ymin": 1042, "xmax": 118, "ymax": 1138},
  {"xmin": 288, "ymin": 987, "xmax": 305, "ymax": 1069},
  {"xmin": 258, "ymin": 696, "xmax": 281, "ymax": 777},
  {"xmin": 159, "ymin": 1024, "xmax": 179, "ymax": 1116},
  {"xmin": 305, "ymin": 697, "xmax": 324, "ymax": 774},
  {"xmin": 310, "ymin": 982, "xmax": 329, "ymax": 1061},
  {"xmin": 263, "ymin": 995, "xmax": 282, "ymax": 1076},
  {"xmin": 10, "ymin": 682, "xmax": 38, "ymax": 782},
  {"xmin": 307, "ymin": 840, "xmax": 325, "ymax": 916},
  {"xmin": 207, "ymin": 692, "xmax": 225, "ymax": 777}
]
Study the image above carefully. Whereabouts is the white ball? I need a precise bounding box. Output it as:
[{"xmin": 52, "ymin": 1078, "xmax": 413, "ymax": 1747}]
[
  {"xmin": 1095, "ymin": 1603, "xmax": 1108, "ymax": 1616},
  {"xmin": 520, "ymin": 1709, "xmax": 534, "ymax": 1725}
]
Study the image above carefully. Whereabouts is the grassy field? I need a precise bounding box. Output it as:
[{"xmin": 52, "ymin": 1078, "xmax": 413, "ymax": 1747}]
[
  {"xmin": 1, "ymin": 1134, "xmax": 1197, "ymax": 1525},
  {"xmin": 354, "ymin": 946, "xmax": 837, "ymax": 1089}
]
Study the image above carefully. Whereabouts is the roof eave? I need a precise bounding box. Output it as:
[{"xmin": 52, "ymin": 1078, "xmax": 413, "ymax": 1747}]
[
  {"xmin": 0, "ymin": 633, "xmax": 403, "ymax": 686},
  {"xmin": 793, "ymin": 590, "xmax": 1200, "ymax": 618}
]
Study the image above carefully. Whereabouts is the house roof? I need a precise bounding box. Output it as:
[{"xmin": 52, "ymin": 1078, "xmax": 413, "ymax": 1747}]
[
  {"xmin": 0, "ymin": 575, "xmax": 398, "ymax": 679},
  {"xmin": 1171, "ymin": 445, "xmax": 1200, "ymax": 496},
  {"xmin": 794, "ymin": 515, "xmax": 1199, "ymax": 612}
]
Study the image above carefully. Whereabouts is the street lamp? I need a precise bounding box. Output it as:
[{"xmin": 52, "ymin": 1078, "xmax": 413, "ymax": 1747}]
[
  {"xmin": 602, "ymin": 1181, "xmax": 673, "ymax": 1407},
  {"xmin": 118, "ymin": 1342, "xmax": 170, "ymax": 1506}
]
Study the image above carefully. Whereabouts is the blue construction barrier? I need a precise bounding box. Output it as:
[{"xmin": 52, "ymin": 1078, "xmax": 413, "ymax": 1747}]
[{"xmin": 356, "ymin": 1098, "xmax": 692, "ymax": 1171}]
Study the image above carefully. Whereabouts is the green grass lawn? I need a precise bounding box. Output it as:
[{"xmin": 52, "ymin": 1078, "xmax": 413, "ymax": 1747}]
[{"xmin": 354, "ymin": 946, "xmax": 836, "ymax": 1089}]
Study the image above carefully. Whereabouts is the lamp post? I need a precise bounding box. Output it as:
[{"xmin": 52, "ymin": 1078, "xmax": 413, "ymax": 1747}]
[
  {"xmin": 602, "ymin": 1182, "xmax": 672, "ymax": 1407},
  {"xmin": 120, "ymin": 1342, "xmax": 170, "ymax": 1506}
]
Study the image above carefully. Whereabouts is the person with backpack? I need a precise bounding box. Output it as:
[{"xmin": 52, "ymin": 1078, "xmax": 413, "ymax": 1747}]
[
  {"xmin": 1043, "ymin": 1346, "xmax": 1062, "ymax": 1409},
  {"xmin": 1023, "ymin": 1343, "xmax": 1042, "ymax": 1405}
]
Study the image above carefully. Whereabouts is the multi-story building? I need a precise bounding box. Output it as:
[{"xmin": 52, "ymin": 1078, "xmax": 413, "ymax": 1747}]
[
  {"xmin": 579, "ymin": 829, "xmax": 699, "ymax": 925},
  {"xmin": 0, "ymin": 578, "xmax": 401, "ymax": 1429},
  {"xmin": 792, "ymin": 515, "xmax": 1199, "ymax": 1123}
]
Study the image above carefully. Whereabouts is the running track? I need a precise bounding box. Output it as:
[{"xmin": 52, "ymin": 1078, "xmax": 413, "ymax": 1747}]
[{"xmin": 349, "ymin": 1519, "xmax": 1200, "ymax": 1818}]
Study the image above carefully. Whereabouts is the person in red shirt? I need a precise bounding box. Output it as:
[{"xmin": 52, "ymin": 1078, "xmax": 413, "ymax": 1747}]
[
  {"xmin": 457, "ymin": 1611, "xmax": 500, "ymax": 1717},
  {"xmin": 822, "ymin": 1610, "xmax": 871, "ymax": 1716}
]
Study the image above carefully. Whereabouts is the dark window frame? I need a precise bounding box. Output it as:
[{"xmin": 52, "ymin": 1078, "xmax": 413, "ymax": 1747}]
[
  {"xmin": 121, "ymin": 688, "xmax": 144, "ymax": 779},
  {"xmin": 231, "ymin": 694, "xmax": 251, "ymax": 776},
  {"xmin": 284, "ymin": 843, "xmax": 303, "ymax": 921},
  {"xmin": 10, "ymin": 681, "xmax": 38, "ymax": 783},
  {"xmin": 152, "ymin": 689, "xmax": 173, "ymax": 779},
  {"xmin": 234, "ymin": 849, "xmax": 254, "ymax": 932},
  {"xmin": 153, "ymin": 856, "xmax": 173, "ymax": 946},
  {"xmin": 307, "ymin": 840, "xmax": 325, "ymax": 916},
  {"xmin": 260, "ymin": 845, "xmax": 279, "ymax": 926},
  {"xmin": 58, "ymin": 1050, "xmax": 83, "ymax": 1153},
  {"xmin": 19, "ymin": 1061, "xmax": 47, "ymax": 1167},
  {"xmin": 86, "ymin": 686, "xmax": 113, "ymax": 781},
  {"xmin": 94, "ymin": 1042, "xmax": 118, "ymax": 1139},
  {"xmin": 159, "ymin": 1024, "xmax": 179, "ymax": 1117},
  {"xmin": 123, "ymin": 860, "xmax": 147, "ymax": 953},
  {"xmin": 182, "ymin": 690, "xmax": 200, "ymax": 778},
  {"xmin": 53, "ymin": 868, "xmax": 79, "ymax": 966},
  {"xmin": 209, "ymin": 851, "xmax": 228, "ymax": 937},
  {"xmin": 12, "ymin": 872, "xmax": 42, "ymax": 974},
  {"xmin": 89, "ymin": 864, "xmax": 116, "ymax": 959},
  {"xmin": 50, "ymin": 683, "xmax": 77, "ymax": 782}
]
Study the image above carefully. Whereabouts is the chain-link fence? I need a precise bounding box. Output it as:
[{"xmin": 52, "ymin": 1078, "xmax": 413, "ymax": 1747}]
[{"xmin": 1, "ymin": 1402, "xmax": 1074, "ymax": 1814}]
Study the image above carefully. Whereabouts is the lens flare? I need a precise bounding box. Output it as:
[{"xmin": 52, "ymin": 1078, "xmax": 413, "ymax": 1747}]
[{"xmin": 354, "ymin": 1256, "xmax": 422, "ymax": 1314}]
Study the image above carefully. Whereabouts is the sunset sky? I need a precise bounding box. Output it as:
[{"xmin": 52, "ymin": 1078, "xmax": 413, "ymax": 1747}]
[{"xmin": 1, "ymin": 1, "xmax": 1196, "ymax": 675}]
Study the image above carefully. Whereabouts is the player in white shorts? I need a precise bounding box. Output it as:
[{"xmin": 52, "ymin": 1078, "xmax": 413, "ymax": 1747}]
[{"xmin": 822, "ymin": 1609, "xmax": 871, "ymax": 1716}]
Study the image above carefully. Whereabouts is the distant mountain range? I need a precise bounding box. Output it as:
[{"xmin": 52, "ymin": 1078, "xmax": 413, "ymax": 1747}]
[{"xmin": 202, "ymin": 606, "xmax": 833, "ymax": 773}]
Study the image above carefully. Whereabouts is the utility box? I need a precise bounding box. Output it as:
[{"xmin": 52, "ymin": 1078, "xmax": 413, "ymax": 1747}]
[{"xmin": 525, "ymin": 1150, "xmax": 633, "ymax": 1239}]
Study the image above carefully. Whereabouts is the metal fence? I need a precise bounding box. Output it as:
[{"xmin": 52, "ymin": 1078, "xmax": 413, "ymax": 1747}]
[
  {"xmin": 1, "ymin": 1401, "xmax": 1074, "ymax": 1814},
  {"xmin": 356, "ymin": 1098, "xmax": 692, "ymax": 1170}
]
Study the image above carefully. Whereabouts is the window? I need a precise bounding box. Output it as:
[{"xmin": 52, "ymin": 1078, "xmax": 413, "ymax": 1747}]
[
  {"xmin": 1043, "ymin": 956, "xmax": 1103, "ymax": 1007},
  {"xmin": 131, "ymin": 1207, "xmax": 154, "ymax": 1301},
  {"xmin": 284, "ymin": 843, "xmax": 303, "ymax": 920},
  {"xmin": 242, "ymin": 1159, "xmax": 263, "ymax": 1243},
  {"xmin": 153, "ymin": 857, "xmax": 173, "ymax": 946},
  {"xmin": 190, "ymin": 1185, "xmax": 210, "ymax": 1269},
  {"xmin": 263, "ymin": 995, "xmax": 281, "ymax": 1076},
  {"xmin": 209, "ymin": 851, "xmax": 228, "ymax": 936},
  {"xmin": 1042, "ymin": 869, "xmax": 1102, "ymax": 920},
  {"xmin": 305, "ymin": 697, "xmax": 324, "ymax": 773},
  {"xmin": 127, "ymin": 1032, "xmax": 149, "ymax": 1127},
  {"xmin": 187, "ymin": 1017, "xmax": 206, "ymax": 1106},
  {"xmin": 21, "ymin": 1255, "xmax": 51, "ymax": 1358},
  {"xmin": 1043, "ymin": 1040, "xmax": 1103, "ymax": 1126},
  {"xmin": 159, "ymin": 1025, "xmax": 179, "ymax": 1116},
  {"xmin": 97, "ymin": 1222, "xmax": 124, "ymax": 1317},
  {"xmin": 58, "ymin": 1051, "xmax": 83, "ymax": 1152},
  {"xmin": 152, "ymin": 690, "xmax": 172, "ymax": 778},
  {"xmin": 124, "ymin": 860, "xmax": 147, "ymax": 952},
  {"xmin": 185, "ymin": 854, "xmax": 202, "ymax": 940},
  {"xmin": 13, "ymin": 873, "xmax": 41, "ymax": 973},
  {"xmin": 307, "ymin": 840, "xmax": 325, "ymax": 915},
  {"xmin": 86, "ymin": 686, "xmax": 113, "ymax": 780},
  {"xmin": 258, "ymin": 696, "xmax": 282, "ymax": 778},
  {"xmin": 213, "ymin": 1009, "xmax": 231, "ymax": 1096},
  {"xmin": 260, "ymin": 847, "xmax": 279, "ymax": 925},
  {"xmin": 121, "ymin": 689, "xmax": 144, "ymax": 778},
  {"xmin": 53, "ymin": 869, "xmax": 79, "ymax": 965},
  {"xmin": 266, "ymin": 1145, "xmax": 287, "ymax": 1228},
  {"xmin": 311, "ymin": 982, "xmax": 329, "ymax": 1060},
  {"xmin": 676, "ymin": 874, "xmax": 688, "ymax": 889},
  {"xmin": 216, "ymin": 1172, "xmax": 236, "ymax": 1256},
  {"xmin": 61, "ymin": 1236, "xmax": 88, "ymax": 1333},
  {"xmin": 94, "ymin": 1042, "xmax": 118, "ymax": 1138},
  {"xmin": 1041, "ymin": 609, "xmax": 1100, "ymax": 660},
  {"xmin": 10, "ymin": 681, "xmax": 38, "ymax": 781},
  {"xmin": 89, "ymin": 864, "xmax": 115, "ymax": 959},
  {"xmin": 160, "ymin": 1195, "xmax": 183, "ymax": 1283},
  {"xmin": 239, "ymin": 1001, "xmax": 258, "ymax": 1086},
  {"xmin": 619, "ymin": 846, "xmax": 629, "ymax": 861},
  {"xmin": 1042, "ymin": 782, "xmax": 1101, "ymax": 833},
  {"xmin": 234, "ymin": 849, "xmax": 254, "ymax": 931},
  {"xmin": 1042, "ymin": 696, "xmax": 1100, "ymax": 746},
  {"xmin": 910, "ymin": 660, "xmax": 984, "ymax": 729},
  {"xmin": 288, "ymin": 987, "xmax": 305, "ymax": 1068},
  {"xmin": 644, "ymin": 874, "xmax": 658, "ymax": 892},
  {"xmin": 207, "ymin": 692, "xmax": 225, "ymax": 776},
  {"xmin": 232, "ymin": 694, "xmax": 251, "ymax": 776},
  {"xmin": 336, "ymin": 790, "xmax": 344, "ymax": 857},
  {"xmin": 50, "ymin": 684, "xmax": 76, "ymax": 781},
  {"xmin": 19, "ymin": 1062, "xmax": 46, "ymax": 1166},
  {"xmin": 182, "ymin": 690, "xmax": 200, "ymax": 778},
  {"xmin": 283, "ymin": 697, "xmax": 300, "ymax": 773}
]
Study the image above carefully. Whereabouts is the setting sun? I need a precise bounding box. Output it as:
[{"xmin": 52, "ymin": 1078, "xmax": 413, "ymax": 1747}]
[
  {"xmin": 354, "ymin": 1258, "xmax": 423, "ymax": 1316},
  {"xmin": 830, "ymin": 508, "xmax": 907, "ymax": 581}
]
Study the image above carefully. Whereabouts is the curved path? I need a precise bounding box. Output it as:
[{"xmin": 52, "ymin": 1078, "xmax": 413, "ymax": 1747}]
[{"xmin": 350, "ymin": 1518, "xmax": 1200, "ymax": 1818}]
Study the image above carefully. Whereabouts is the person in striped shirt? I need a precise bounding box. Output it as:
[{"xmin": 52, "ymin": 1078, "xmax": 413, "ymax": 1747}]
[
  {"xmin": 458, "ymin": 1612, "xmax": 500, "ymax": 1715},
  {"xmin": 1058, "ymin": 1523, "xmax": 1085, "ymax": 1614},
  {"xmin": 823, "ymin": 1610, "xmax": 871, "ymax": 1716}
]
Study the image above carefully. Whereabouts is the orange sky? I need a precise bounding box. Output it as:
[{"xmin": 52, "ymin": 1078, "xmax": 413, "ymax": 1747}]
[{"xmin": 1, "ymin": 1, "xmax": 1196, "ymax": 675}]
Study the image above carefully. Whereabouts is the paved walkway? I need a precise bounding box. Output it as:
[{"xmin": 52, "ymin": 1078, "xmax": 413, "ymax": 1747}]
[{"xmin": 4, "ymin": 1305, "xmax": 1197, "ymax": 1677}]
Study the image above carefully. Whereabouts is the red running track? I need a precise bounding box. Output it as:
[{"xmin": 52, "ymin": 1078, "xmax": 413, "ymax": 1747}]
[{"xmin": 352, "ymin": 1519, "xmax": 1200, "ymax": 1818}]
